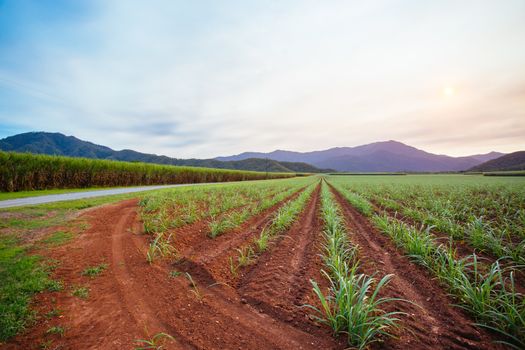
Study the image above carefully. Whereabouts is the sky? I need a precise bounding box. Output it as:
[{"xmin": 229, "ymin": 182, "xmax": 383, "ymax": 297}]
[{"xmin": 0, "ymin": 0, "xmax": 524, "ymax": 158}]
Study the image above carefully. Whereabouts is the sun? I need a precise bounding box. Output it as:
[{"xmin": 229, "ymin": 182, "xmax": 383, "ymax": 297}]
[{"xmin": 443, "ymin": 86, "xmax": 455, "ymax": 97}]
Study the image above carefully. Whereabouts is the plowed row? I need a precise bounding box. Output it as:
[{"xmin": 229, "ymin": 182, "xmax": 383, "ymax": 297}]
[{"xmin": 5, "ymin": 182, "xmax": 505, "ymax": 349}]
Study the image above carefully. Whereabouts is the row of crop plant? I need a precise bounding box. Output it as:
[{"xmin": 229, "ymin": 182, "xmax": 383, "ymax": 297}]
[
  {"xmin": 328, "ymin": 178, "xmax": 525, "ymax": 349},
  {"xmin": 140, "ymin": 177, "xmax": 315, "ymax": 263},
  {"xmin": 207, "ymin": 182, "xmax": 309, "ymax": 238},
  {"xmin": 373, "ymin": 216, "xmax": 524, "ymax": 348},
  {"xmin": 0, "ymin": 151, "xmax": 294, "ymax": 192},
  {"xmin": 307, "ymin": 181, "xmax": 402, "ymax": 349},
  {"xmin": 140, "ymin": 177, "xmax": 314, "ymax": 235},
  {"xmin": 328, "ymin": 175, "xmax": 525, "ymax": 266},
  {"xmin": 231, "ymin": 181, "xmax": 318, "ymax": 274}
]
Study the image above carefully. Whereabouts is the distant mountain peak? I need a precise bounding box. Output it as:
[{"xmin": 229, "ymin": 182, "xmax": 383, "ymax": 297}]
[
  {"xmin": 0, "ymin": 131, "xmax": 330, "ymax": 173},
  {"xmin": 1, "ymin": 131, "xmax": 508, "ymax": 173},
  {"xmin": 215, "ymin": 140, "xmax": 504, "ymax": 172},
  {"xmin": 469, "ymin": 151, "xmax": 525, "ymax": 172}
]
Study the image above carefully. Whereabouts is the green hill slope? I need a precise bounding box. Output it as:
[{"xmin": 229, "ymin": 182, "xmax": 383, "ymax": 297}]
[
  {"xmin": 468, "ymin": 151, "xmax": 525, "ymax": 172},
  {"xmin": 0, "ymin": 132, "xmax": 331, "ymax": 173}
]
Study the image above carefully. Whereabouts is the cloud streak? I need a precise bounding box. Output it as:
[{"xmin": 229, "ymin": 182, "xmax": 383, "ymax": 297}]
[{"xmin": 0, "ymin": 0, "xmax": 524, "ymax": 158}]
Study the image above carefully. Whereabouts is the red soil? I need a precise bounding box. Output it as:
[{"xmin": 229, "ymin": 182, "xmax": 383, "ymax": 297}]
[
  {"xmin": 3, "ymin": 185, "xmax": 506, "ymax": 349},
  {"xmin": 372, "ymin": 199, "xmax": 498, "ymax": 261},
  {"xmin": 237, "ymin": 185, "xmax": 334, "ymax": 336},
  {"xmin": 4, "ymin": 188, "xmax": 343, "ymax": 349},
  {"xmin": 371, "ymin": 199, "xmax": 525, "ymax": 291},
  {"xmin": 329, "ymin": 185, "xmax": 505, "ymax": 349}
]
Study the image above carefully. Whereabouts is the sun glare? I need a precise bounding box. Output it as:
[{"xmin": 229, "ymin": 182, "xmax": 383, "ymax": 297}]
[{"xmin": 443, "ymin": 86, "xmax": 455, "ymax": 97}]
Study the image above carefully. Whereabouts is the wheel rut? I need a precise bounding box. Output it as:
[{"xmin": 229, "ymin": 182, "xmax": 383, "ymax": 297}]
[
  {"xmin": 110, "ymin": 206, "xmax": 191, "ymax": 349},
  {"xmin": 6, "ymin": 190, "xmax": 348, "ymax": 349}
]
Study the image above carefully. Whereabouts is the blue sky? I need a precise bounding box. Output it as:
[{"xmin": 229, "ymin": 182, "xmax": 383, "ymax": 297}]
[{"xmin": 1, "ymin": 0, "xmax": 524, "ymax": 158}]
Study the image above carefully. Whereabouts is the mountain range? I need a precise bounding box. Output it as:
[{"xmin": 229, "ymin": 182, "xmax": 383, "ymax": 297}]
[
  {"xmin": 469, "ymin": 151, "xmax": 525, "ymax": 172},
  {"xmin": 0, "ymin": 131, "xmax": 512, "ymax": 173},
  {"xmin": 216, "ymin": 141, "xmax": 504, "ymax": 172},
  {"xmin": 0, "ymin": 132, "xmax": 330, "ymax": 173}
]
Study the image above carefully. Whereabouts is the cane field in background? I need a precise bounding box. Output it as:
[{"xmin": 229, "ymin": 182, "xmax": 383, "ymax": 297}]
[{"xmin": 0, "ymin": 151, "xmax": 294, "ymax": 192}]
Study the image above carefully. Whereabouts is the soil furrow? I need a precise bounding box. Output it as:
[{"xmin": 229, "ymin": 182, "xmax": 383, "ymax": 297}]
[
  {"xmin": 6, "ymin": 194, "xmax": 347, "ymax": 349},
  {"xmin": 372, "ymin": 199, "xmax": 499, "ymax": 261},
  {"xmin": 328, "ymin": 185, "xmax": 504, "ymax": 350},
  {"xmin": 236, "ymin": 185, "xmax": 342, "ymax": 345},
  {"xmin": 4, "ymin": 200, "xmax": 184, "ymax": 350},
  {"xmin": 118, "ymin": 194, "xmax": 344, "ymax": 349},
  {"xmin": 371, "ymin": 200, "xmax": 525, "ymax": 291},
  {"xmin": 174, "ymin": 187, "xmax": 307, "ymax": 285},
  {"xmin": 238, "ymin": 185, "xmax": 321, "ymax": 308},
  {"xmin": 173, "ymin": 188, "xmax": 304, "ymax": 259}
]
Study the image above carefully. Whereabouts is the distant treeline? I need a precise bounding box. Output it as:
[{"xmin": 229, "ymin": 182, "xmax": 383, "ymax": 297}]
[
  {"xmin": 482, "ymin": 171, "xmax": 525, "ymax": 177},
  {"xmin": 0, "ymin": 152, "xmax": 295, "ymax": 192},
  {"xmin": 328, "ymin": 173, "xmax": 407, "ymax": 176}
]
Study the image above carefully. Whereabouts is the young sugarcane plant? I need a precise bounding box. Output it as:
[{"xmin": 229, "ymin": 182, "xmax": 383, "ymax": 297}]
[
  {"xmin": 134, "ymin": 332, "xmax": 175, "ymax": 350},
  {"xmin": 147, "ymin": 233, "xmax": 176, "ymax": 264},
  {"xmin": 254, "ymin": 227, "xmax": 271, "ymax": 252},
  {"xmin": 309, "ymin": 268, "xmax": 404, "ymax": 350},
  {"xmin": 236, "ymin": 246, "xmax": 255, "ymax": 267},
  {"xmin": 307, "ymin": 182, "xmax": 405, "ymax": 349},
  {"xmin": 185, "ymin": 272, "xmax": 203, "ymax": 300}
]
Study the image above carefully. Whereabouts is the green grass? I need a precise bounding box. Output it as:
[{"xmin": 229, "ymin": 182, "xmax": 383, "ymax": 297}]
[
  {"xmin": 236, "ymin": 246, "xmax": 255, "ymax": 267},
  {"xmin": 372, "ymin": 215, "xmax": 525, "ymax": 348},
  {"xmin": 0, "ymin": 187, "xmax": 126, "ymax": 201},
  {"xmin": 310, "ymin": 270, "xmax": 402, "ymax": 349},
  {"xmin": 0, "ymin": 178, "xmax": 316, "ymax": 342},
  {"xmin": 44, "ymin": 308, "xmax": 62, "ymax": 319},
  {"xmin": 71, "ymin": 286, "xmax": 89, "ymax": 299},
  {"xmin": 45, "ymin": 325, "xmax": 65, "ymax": 337},
  {"xmin": 327, "ymin": 175, "xmax": 525, "ymax": 347},
  {"xmin": 140, "ymin": 177, "xmax": 316, "ymax": 266},
  {"xmin": 134, "ymin": 332, "xmax": 175, "ymax": 350},
  {"xmin": 46, "ymin": 280, "xmax": 63, "ymax": 292},
  {"xmin": 254, "ymin": 228, "xmax": 271, "ymax": 252},
  {"xmin": 42, "ymin": 231, "xmax": 74, "ymax": 246},
  {"xmin": 328, "ymin": 174, "xmax": 525, "ymax": 263},
  {"xmin": 0, "ymin": 213, "xmax": 68, "ymax": 231},
  {"xmin": 0, "ymin": 194, "xmax": 138, "ymax": 342},
  {"xmin": 0, "ymin": 178, "xmax": 320, "ymax": 343},
  {"xmin": 169, "ymin": 270, "xmax": 182, "ymax": 278},
  {"xmin": 184, "ymin": 273, "xmax": 203, "ymax": 300},
  {"xmin": 0, "ymin": 236, "xmax": 52, "ymax": 341},
  {"xmin": 483, "ymin": 171, "xmax": 525, "ymax": 177},
  {"xmin": 147, "ymin": 233, "xmax": 176, "ymax": 264},
  {"xmin": 82, "ymin": 263, "xmax": 108, "ymax": 277}
]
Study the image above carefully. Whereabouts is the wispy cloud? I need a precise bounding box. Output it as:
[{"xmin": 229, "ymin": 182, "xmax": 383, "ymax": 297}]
[{"xmin": 0, "ymin": 0, "xmax": 524, "ymax": 157}]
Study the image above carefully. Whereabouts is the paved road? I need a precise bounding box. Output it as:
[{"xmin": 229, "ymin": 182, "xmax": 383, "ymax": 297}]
[{"xmin": 0, "ymin": 184, "xmax": 207, "ymax": 209}]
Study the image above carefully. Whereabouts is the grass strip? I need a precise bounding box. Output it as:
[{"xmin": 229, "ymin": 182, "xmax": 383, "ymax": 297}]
[{"xmin": 0, "ymin": 236, "xmax": 52, "ymax": 341}]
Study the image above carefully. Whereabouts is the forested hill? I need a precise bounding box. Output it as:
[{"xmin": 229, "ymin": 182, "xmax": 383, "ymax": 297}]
[
  {"xmin": 468, "ymin": 151, "xmax": 525, "ymax": 172},
  {"xmin": 0, "ymin": 132, "xmax": 331, "ymax": 173}
]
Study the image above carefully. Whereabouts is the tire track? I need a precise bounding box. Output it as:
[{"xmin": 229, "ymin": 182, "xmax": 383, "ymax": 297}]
[
  {"xmin": 110, "ymin": 205, "xmax": 191, "ymax": 349},
  {"xmin": 5, "ymin": 195, "xmax": 345, "ymax": 350}
]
